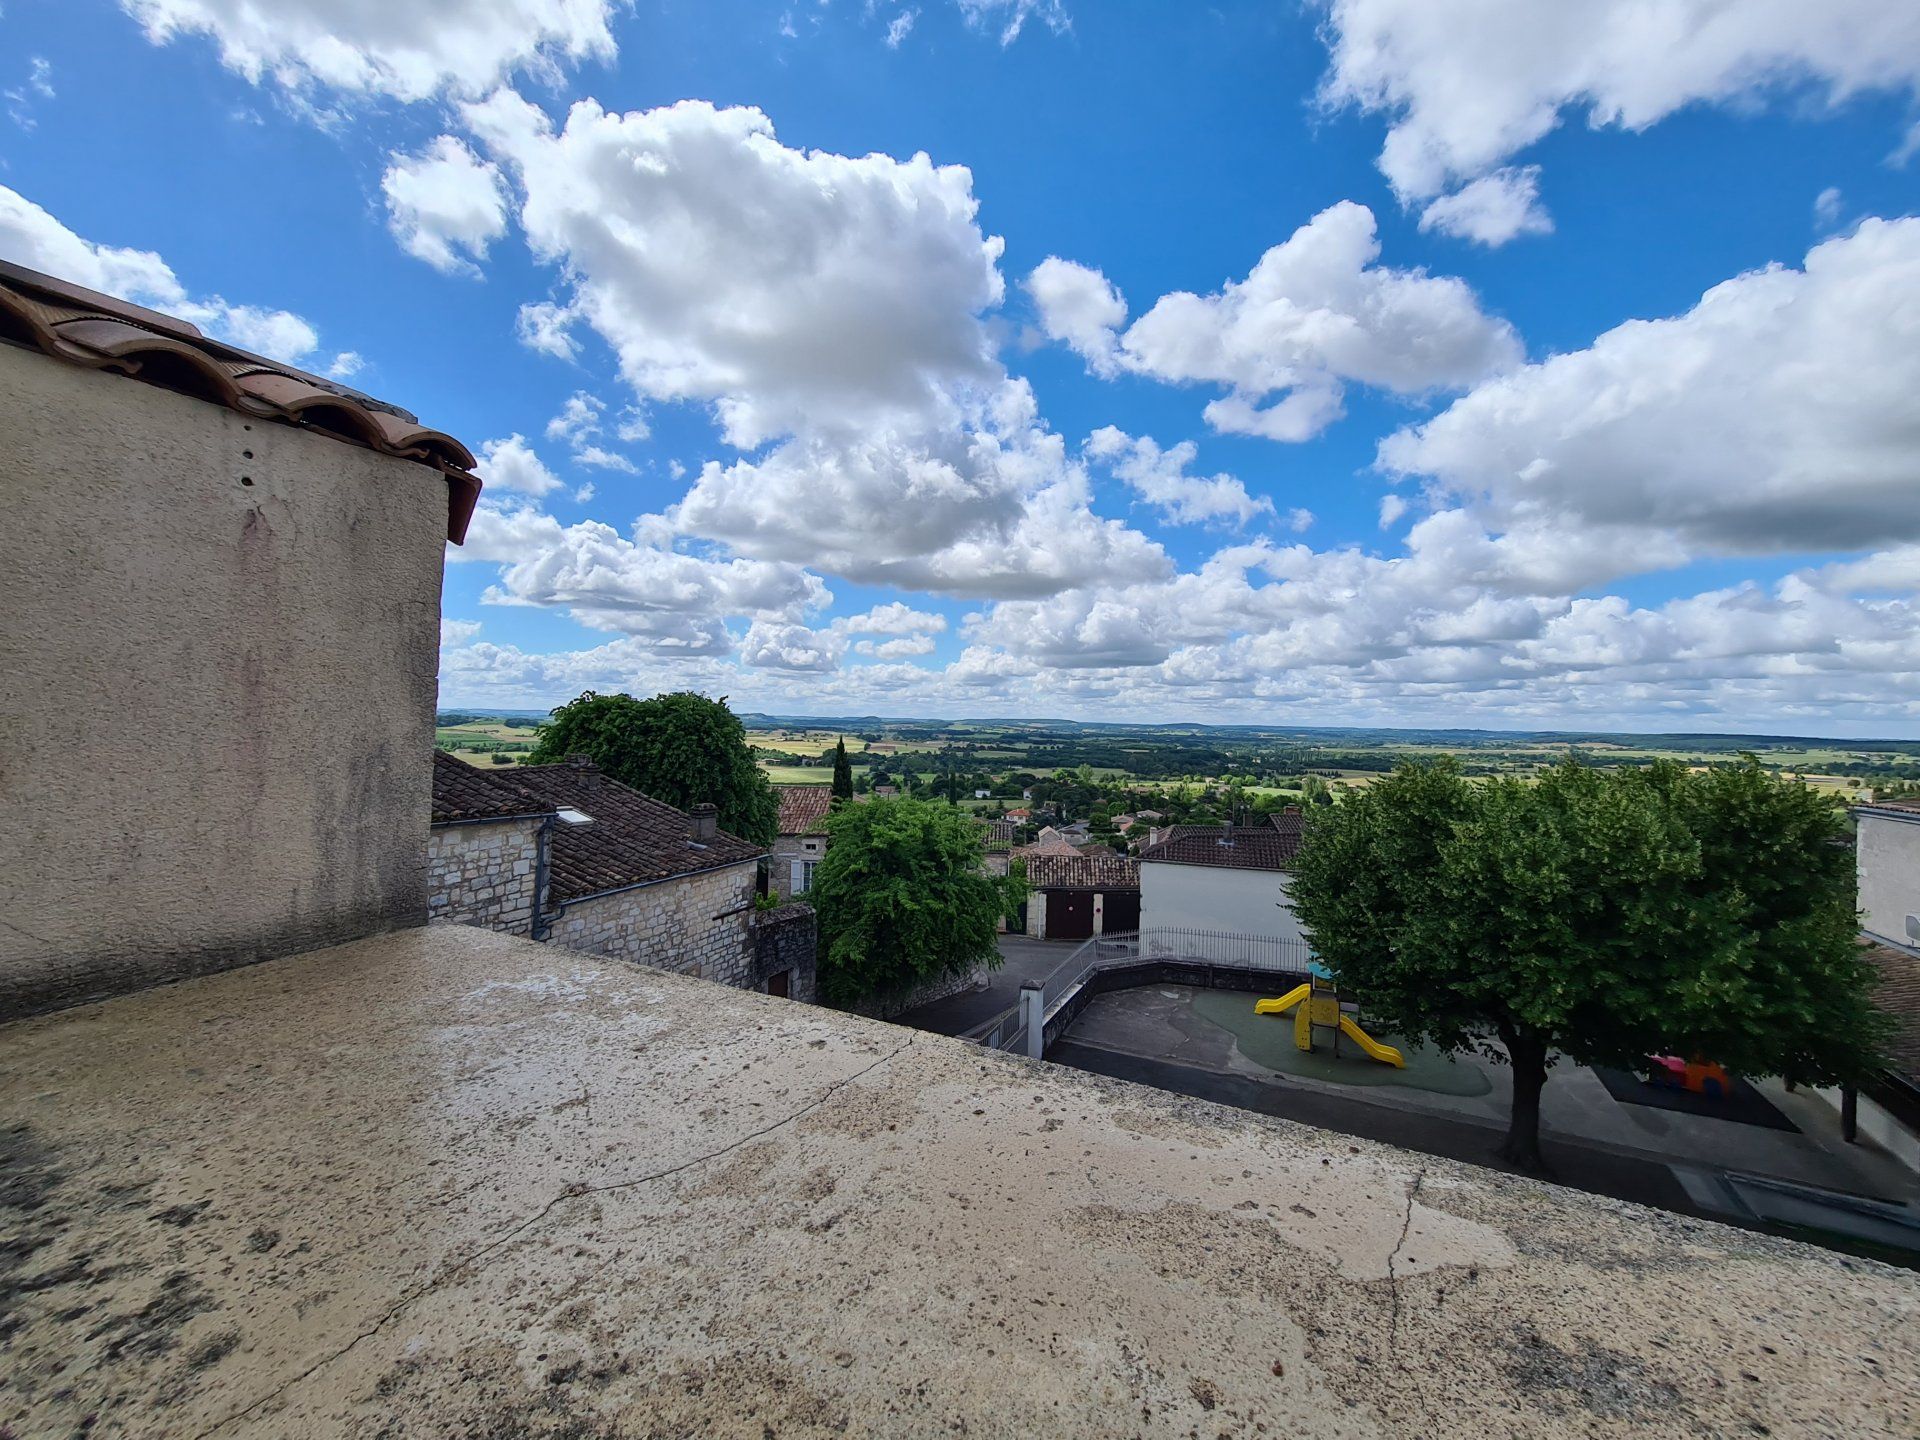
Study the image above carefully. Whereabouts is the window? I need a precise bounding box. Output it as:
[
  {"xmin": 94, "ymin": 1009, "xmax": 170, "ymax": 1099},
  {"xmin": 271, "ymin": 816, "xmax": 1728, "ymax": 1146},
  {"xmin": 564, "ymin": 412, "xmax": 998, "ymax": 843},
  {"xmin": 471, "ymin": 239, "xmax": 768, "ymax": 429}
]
[{"xmin": 800, "ymin": 860, "xmax": 819, "ymax": 894}]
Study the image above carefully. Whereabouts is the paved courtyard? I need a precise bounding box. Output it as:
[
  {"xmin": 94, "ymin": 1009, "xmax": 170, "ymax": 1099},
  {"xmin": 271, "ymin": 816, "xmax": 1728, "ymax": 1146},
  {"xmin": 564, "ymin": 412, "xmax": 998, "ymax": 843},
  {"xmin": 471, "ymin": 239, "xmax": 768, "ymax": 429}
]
[{"xmin": 1055, "ymin": 983, "xmax": 1920, "ymax": 1258}]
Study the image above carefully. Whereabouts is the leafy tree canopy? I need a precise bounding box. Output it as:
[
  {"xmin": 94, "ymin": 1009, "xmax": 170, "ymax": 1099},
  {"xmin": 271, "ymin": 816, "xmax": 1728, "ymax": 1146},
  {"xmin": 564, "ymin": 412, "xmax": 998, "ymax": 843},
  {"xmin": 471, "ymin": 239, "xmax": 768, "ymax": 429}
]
[
  {"xmin": 811, "ymin": 796, "xmax": 1025, "ymax": 1006},
  {"xmin": 527, "ymin": 691, "xmax": 777, "ymax": 845},
  {"xmin": 1289, "ymin": 756, "xmax": 1886, "ymax": 1171}
]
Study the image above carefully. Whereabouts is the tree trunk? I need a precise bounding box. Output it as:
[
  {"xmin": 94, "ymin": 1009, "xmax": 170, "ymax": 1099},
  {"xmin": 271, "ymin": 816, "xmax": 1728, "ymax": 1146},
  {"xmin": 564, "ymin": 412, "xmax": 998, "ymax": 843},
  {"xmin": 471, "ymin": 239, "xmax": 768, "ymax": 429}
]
[{"xmin": 1498, "ymin": 1027, "xmax": 1552, "ymax": 1175}]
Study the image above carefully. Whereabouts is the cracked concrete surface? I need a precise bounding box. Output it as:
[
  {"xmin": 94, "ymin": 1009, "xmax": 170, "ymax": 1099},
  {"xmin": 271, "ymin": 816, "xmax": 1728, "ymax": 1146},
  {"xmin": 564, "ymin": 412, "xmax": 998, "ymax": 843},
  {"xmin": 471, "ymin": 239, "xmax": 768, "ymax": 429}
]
[{"xmin": 3, "ymin": 926, "xmax": 1917, "ymax": 1438}]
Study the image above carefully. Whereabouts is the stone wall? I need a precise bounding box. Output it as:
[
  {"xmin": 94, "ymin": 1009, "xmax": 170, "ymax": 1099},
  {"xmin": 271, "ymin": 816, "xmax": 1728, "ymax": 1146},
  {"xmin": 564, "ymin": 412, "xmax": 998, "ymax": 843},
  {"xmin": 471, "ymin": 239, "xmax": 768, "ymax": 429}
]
[
  {"xmin": 427, "ymin": 819, "xmax": 545, "ymax": 936},
  {"xmin": 750, "ymin": 903, "xmax": 818, "ymax": 1003},
  {"xmin": 0, "ymin": 345, "xmax": 447, "ymax": 1020},
  {"xmin": 850, "ymin": 961, "xmax": 986, "ymax": 1020},
  {"xmin": 769, "ymin": 834, "xmax": 826, "ymax": 900},
  {"xmin": 547, "ymin": 862, "xmax": 759, "ymax": 986}
]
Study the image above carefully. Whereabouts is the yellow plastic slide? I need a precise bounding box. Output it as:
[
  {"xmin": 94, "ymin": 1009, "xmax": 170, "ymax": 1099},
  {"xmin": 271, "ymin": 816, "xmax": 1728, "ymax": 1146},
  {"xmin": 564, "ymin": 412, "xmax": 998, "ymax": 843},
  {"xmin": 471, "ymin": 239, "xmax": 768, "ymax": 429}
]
[
  {"xmin": 1253, "ymin": 984, "xmax": 1311, "ymax": 1015},
  {"xmin": 1336, "ymin": 1017, "xmax": 1406, "ymax": 1069},
  {"xmin": 1254, "ymin": 984, "xmax": 1407, "ymax": 1068}
]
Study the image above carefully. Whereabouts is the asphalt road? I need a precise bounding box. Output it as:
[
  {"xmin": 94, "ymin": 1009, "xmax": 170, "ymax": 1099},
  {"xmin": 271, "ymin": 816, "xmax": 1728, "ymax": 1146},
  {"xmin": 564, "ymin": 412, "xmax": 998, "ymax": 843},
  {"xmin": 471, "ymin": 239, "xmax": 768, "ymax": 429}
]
[{"xmin": 890, "ymin": 934, "xmax": 1082, "ymax": 1036}]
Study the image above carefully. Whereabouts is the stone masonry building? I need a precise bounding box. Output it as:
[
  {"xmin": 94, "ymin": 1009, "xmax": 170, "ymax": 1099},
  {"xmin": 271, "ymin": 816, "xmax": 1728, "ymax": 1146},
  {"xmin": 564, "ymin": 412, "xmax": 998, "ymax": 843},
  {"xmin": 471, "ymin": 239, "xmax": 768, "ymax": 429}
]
[
  {"xmin": 431, "ymin": 753, "xmax": 817, "ymax": 1001},
  {"xmin": 426, "ymin": 752, "xmax": 553, "ymax": 936},
  {"xmin": 771, "ymin": 783, "xmax": 834, "ymax": 900}
]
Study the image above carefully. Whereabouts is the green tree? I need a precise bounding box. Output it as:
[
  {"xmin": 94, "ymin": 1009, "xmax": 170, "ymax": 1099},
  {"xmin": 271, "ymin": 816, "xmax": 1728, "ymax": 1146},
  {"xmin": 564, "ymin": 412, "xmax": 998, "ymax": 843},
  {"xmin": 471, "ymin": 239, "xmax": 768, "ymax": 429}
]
[
  {"xmin": 830, "ymin": 736, "xmax": 854, "ymax": 804},
  {"xmin": 1289, "ymin": 757, "xmax": 1886, "ymax": 1173},
  {"xmin": 811, "ymin": 797, "xmax": 1025, "ymax": 1005},
  {"xmin": 527, "ymin": 691, "xmax": 777, "ymax": 844}
]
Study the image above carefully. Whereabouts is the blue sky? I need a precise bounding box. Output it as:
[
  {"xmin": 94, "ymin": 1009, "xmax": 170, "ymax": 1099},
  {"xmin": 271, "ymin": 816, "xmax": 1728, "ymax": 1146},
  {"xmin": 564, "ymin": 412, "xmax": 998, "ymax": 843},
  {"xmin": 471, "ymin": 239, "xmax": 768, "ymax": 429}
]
[{"xmin": 3, "ymin": 1, "xmax": 1918, "ymax": 732}]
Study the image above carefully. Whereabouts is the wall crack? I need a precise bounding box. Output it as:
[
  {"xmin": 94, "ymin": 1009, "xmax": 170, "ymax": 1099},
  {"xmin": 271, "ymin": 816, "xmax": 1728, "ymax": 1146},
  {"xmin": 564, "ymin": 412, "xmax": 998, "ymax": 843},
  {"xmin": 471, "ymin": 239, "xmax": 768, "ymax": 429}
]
[{"xmin": 190, "ymin": 1032, "xmax": 917, "ymax": 1438}]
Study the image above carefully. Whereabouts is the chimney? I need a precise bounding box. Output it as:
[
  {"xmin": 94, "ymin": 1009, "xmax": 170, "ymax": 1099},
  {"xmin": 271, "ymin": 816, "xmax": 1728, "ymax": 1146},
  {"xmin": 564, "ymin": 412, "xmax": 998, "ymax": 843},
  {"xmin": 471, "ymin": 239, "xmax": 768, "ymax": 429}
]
[
  {"xmin": 565, "ymin": 754, "xmax": 600, "ymax": 788},
  {"xmin": 689, "ymin": 802, "xmax": 718, "ymax": 844},
  {"xmin": 1282, "ymin": 804, "xmax": 1301, "ymax": 816}
]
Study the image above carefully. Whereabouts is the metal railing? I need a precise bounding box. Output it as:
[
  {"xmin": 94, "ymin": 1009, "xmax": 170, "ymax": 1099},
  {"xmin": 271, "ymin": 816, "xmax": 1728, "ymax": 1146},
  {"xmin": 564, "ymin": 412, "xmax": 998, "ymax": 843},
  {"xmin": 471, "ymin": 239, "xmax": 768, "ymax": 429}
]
[{"xmin": 971, "ymin": 927, "xmax": 1314, "ymax": 1058}]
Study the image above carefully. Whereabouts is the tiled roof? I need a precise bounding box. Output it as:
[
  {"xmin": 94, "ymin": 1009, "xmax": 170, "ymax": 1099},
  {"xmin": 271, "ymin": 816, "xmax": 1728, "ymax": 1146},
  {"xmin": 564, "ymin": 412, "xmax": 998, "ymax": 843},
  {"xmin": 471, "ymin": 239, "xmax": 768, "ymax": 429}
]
[
  {"xmin": 776, "ymin": 785, "xmax": 835, "ymax": 836},
  {"xmin": 1022, "ymin": 852, "xmax": 1140, "ymax": 891},
  {"xmin": 1864, "ymin": 942, "xmax": 1920, "ymax": 1078},
  {"xmin": 1860, "ymin": 798, "xmax": 1920, "ymax": 817},
  {"xmin": 1139, "ymin": 814, "xmax": 1307, "ymax": 872},
  {"xmin": 0, "ymin": 259, "xmax": 482, "ymax": 543},
  {"xmin": 514, "ymin": 762, "xmax": 764, "ymax": 902},
  {"xmin": 1013, "ymin": 834, "xmax": 1082, "ymax": 859},
  {"xmin": 977, "ymin": 819, "xmax": 1016, "ymax": 852},
  {"xmin": 430, "ymin": 752, "xmax": 553, "ymax": 824}
]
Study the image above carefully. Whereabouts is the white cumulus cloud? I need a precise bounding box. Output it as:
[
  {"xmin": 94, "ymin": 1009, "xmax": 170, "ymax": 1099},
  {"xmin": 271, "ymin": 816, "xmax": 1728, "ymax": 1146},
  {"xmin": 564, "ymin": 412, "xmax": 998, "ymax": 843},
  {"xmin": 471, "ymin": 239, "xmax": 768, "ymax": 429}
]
[
  {"xmin": 475, "ymin": 434, "xmax": 565, "ymax": 497},
  {"xmin": 382, "ymin": 136, "xmax": 508, "ymax": 276},
  {"xmin": 1317, "ymin": 0, "xmax": 1920, "ymax": 201},
  {"xmin": 1086, "ymin": 427, "xmax": 1275, "ymax": 528},
  {"xmin": 0, "ymin": 184, "xmax": 320, "ymax": 360},
  {"xmin": 119, "ymin": 0, "xmax": 621, "ymax": 104},
  {"xmin": 1029, "ymin": 202, "xmax": 1519, "ymax": 441},
  {"xmin": 1417, "ymin": 167, "xmax": 1552, "ymax": 246},
  {"xmin": 1381, "ymin": 218, "xmax": 1920, "ymax": 561}
]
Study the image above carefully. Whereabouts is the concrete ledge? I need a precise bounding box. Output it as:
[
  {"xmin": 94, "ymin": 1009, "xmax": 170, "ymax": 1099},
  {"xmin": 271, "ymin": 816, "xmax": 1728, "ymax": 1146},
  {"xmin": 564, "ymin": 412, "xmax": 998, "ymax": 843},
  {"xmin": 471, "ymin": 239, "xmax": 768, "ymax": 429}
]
[{"xmin": 3, "ymin": 926, "xmax": 1917, "ymax": 1438}]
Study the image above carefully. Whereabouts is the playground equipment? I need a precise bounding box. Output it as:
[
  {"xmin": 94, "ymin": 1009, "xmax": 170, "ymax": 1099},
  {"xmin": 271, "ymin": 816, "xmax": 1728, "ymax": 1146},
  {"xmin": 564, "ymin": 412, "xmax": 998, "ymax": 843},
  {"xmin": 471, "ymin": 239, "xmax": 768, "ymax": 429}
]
[
  {"xmin": 1647, "ymin": 1054, "xmax": 1730, "ymax": 1097},
  {"xmin": 1255, "ymin": 978, "xmax": 1406, "ymax": 1069}
]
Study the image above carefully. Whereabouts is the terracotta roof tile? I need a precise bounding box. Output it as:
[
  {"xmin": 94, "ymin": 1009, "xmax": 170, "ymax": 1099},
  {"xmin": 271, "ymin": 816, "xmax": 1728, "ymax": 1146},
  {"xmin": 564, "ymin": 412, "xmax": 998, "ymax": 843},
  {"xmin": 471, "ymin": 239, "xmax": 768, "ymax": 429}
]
[
  {"xmin": 1864, "ymin": 942, "xmax": 1920, "ymax": 1078},
  {"xmin": 775, "ymin": 785, "xmax": 835, "ymax": 836},
  {"xmin": 1139, "ymin": 814, "xmax": 1306, "ymax": 872},
  {"xmin": 515, "ymin": 762, "xmax": 765, "ymax": 902},
  {"xmin": 977, "ymin": 819, "xmax": 1016, "ymax": 852},
  {"xmin": 430, "ymin": 752, "xmax": 553, "ymax": 824},
  {"xmin": 1860, "ymin": 798, "xmax": 1920, "ymax": 817},
  {"xmin": 1021, "ymin": 853, "xmax": 1140, "ymax": 891},
  {"xmin": 1012, "ymin": 834, "xmax": 1082, "ymax": 859},
  {"xmin": 0, "ymin": 259, "xmax": 482, "ymax": 543}
]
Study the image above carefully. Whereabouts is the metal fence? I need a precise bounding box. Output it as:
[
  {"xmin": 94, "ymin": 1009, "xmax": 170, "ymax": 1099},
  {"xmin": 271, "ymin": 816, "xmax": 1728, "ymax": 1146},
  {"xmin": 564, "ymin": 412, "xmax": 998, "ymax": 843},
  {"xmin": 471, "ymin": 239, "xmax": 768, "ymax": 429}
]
[
  {"xmin": 1137, "ymin": 928, "xmax": 1312, "ymax": 971},
  {"xmin": 969, "ymin": 1005, "xmax": 1028, "ymax": 1054}
]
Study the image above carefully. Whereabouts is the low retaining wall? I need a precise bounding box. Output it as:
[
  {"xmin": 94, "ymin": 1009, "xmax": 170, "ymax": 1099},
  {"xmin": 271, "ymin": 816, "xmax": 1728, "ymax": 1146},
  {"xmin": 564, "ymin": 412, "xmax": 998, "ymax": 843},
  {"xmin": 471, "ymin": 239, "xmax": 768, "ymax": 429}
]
[
  {"xmin": 850, "ymin": 961, "xmax": 987, "ymax": 1021},
  {"xmin": 1040, "ymin": 959, "xmax": 1310, "ymax": 1054}
]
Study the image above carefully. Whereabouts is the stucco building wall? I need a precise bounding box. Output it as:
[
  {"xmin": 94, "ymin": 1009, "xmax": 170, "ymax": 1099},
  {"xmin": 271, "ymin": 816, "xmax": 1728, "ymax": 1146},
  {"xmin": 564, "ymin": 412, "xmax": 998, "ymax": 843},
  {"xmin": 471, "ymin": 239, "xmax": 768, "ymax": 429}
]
[
  {"xmin": 427, "ymin": 819, "xmax": 546, "ymax": 936},
  {"xmin": 0, "ymin": 346, "xmax": 447, "ymax": 1019},
  {"xmin": 546, "ymin": 862, "xmax": 759, "ymax": 987},
  {"xmin": 1859, "ymin": 810, "xmax": 1920, "ymax": 949},
  {"xmin": 1140, "ymin": 862, "xmax": 1307, "ymax": 943}
]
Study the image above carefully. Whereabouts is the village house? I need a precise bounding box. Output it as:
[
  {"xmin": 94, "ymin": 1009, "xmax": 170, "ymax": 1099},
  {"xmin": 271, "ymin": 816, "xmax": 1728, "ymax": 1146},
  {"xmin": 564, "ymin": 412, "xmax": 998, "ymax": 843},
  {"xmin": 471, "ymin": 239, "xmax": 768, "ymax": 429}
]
[
  {"xmin": 771, "ymin": 783, "xmax": 835, "ymax": 899},
  {"xmin": 1832, "ymin": 796, "xmax": 1920, "ymax": 1168},
  {"xmin": 977, "ymin": 817, "xmax": 1017, "ymax": 878},
  {"xmin": 1138, "ymin": 809, "xmax": 1310, "ymax": 946},
  {"xmin": 1020, "ymin": 852, "xmax": 1141, "ymax": 939},
  {"xmin": 431, "ymin": 753, "xmax": 815, "ymax": 1001}
]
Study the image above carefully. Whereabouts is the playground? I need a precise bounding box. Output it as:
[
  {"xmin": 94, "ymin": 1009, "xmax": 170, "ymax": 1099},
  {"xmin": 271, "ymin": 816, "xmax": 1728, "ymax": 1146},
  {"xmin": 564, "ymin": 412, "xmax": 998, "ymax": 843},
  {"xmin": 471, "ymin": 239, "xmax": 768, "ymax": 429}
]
[{"xmin": 1052, "ymin": 980, "xmax": 1920, "ymax": 1260}]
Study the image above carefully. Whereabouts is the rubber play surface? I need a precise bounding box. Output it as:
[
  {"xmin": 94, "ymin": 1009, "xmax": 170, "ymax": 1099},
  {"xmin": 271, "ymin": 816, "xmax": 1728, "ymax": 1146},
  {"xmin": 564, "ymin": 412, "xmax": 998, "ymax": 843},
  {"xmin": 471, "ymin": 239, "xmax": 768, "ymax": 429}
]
[{"xmin": 1189, "ymin": 989, "xmax": 1493, "ymax": 1096}]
